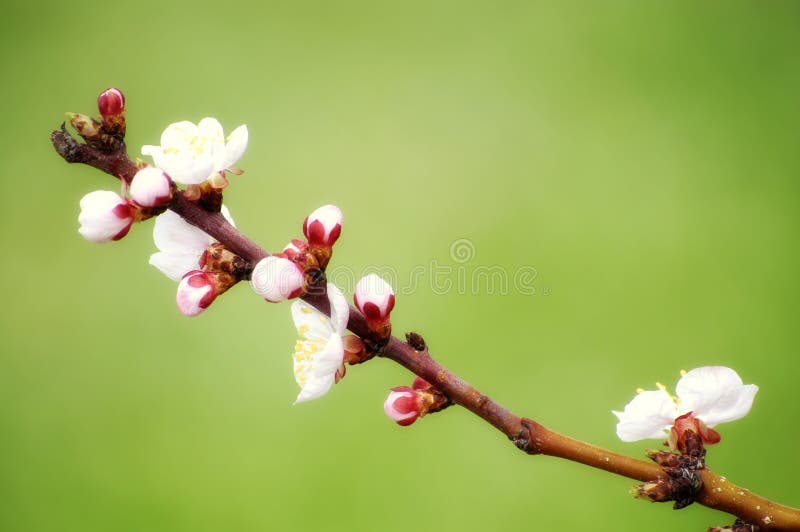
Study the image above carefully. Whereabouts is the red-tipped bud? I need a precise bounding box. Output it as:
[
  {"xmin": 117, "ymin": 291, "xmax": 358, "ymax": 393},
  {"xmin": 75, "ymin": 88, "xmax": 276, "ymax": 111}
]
[
  {"xmin": 176, "ymin": 270, "xmax": 217, "ymax": 317},
  {"xmin": 130, "ymin": 166, "xmax": 173, "ymax": 207},
  {"xmin": 282, "ymin": 239, "xmax": 308, "ymax": 260},
  {"xmin": 251, "ymin": 256, "xmax": 305, "ymax": 302},
  {"xmin": 384, "ymin": 386, "xmax": 423, "ymax": 426},
  {"xmin": 97, "ymin": 88, "xmax": 125, "ymax": 118},
  {"xmin": 303, "ymin": 204, "xmax": 342, "ymax": 247},
  {"xmin": 354, "ymin": 273, "xmax": 395, "ymax": 321}
]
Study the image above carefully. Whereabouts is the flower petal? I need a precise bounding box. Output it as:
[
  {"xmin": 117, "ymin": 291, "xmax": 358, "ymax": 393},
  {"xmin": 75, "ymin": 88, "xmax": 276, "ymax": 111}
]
[
  {"xmin": 291, "ymin": 300, "xmax": 333, "ymax": 342},
  {"xmin": 293, "ymin": 334, "xmax": 344, "ymax": 404},
  {"xmin": 198, "ymin": 117, "xmax": 227, "ymax": 172},
  {"xmin": 153, "ymin": 210, "xmax": 213, "ymax": 254},
  {"xmin": 294, "ymin": 373, "xmax": 335, "ymax": 404},
  {"xmin": 221, "ymin": 124, "xmax": 248, "ymax": 169},
  {"xmin": 676, "ymin": 366, "xmax": 758, "ymax": 427},
  {"xmin": 613, "ymin": 389, "xmax": 677, "ymax": 442},
  {"xmin": 327, "ymin": 283, "xmax": 349, "ymax": 334},
  {"xmin": 149, "ymin": 251, "xmax": 202, "ymax": 282},
  {"xmin": 148, "ymin": 121, "xmax": 216, "ymax": 184},
  {"xmin": 310, "ymin": 333, "xmax": 345, "ymax": 377}
]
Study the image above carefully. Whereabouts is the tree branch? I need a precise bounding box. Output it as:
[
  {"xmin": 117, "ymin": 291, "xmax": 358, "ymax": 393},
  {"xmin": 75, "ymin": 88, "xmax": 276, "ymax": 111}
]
[{"xmin": 51, "ymin": 126, "xmax": 800, "ymax": 531}]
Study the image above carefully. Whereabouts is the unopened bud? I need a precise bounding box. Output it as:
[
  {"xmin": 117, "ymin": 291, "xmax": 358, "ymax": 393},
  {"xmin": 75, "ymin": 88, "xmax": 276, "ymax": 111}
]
[
  {"xmin": 354, "ymin": 273, "xmax": 395, "ymax": 321},
  {"xmin": 282, "ymin": 239, "xmax": 307, "ymax": 260},
  {"xmin": 251, "ymin": 256, "xmax": 305, "ymax": 302},
  {"xmin": 384, "ymin": 386, "xmax": 423, "ymax": 426},
  {"xmin": 176, "ymin": 270, "xmax": 217, "ymax": 317},
  {"xmin": 97, "ymin": 88, "xmax": 125, "ymax": 118},
  {"xmin": 78, "ymin": 190, "xmax": 134, "ymax": 243},
  {"xmin": 130, "ymin": 166, "xmax": 173, "ymax": 207},
  {"xmin": 303, "ymin": 204, "xmax": 342, "ymax": 248}
]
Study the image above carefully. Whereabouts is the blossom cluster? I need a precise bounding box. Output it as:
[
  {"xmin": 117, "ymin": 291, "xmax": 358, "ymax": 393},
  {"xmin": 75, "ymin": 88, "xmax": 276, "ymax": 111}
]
[{"xmin": 73, "ymin": 89, "xmax": 408, "ymax": 405}]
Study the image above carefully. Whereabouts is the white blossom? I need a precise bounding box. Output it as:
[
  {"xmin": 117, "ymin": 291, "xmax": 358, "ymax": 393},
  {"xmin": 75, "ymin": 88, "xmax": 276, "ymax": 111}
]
[
  {"xmin": 290, "ymin": 283, "xmax": 349, "ymax": 404},
  {"xmin": 149, "ymin": 206, "xmax": 234, "ymax": 281},
  {"xmin": 141, "ymin": 118, "xmax": 248, "ymax": 185},
  {"xmin": 613, "ymin": 366, "xmax": 758, "ymax": 442}
]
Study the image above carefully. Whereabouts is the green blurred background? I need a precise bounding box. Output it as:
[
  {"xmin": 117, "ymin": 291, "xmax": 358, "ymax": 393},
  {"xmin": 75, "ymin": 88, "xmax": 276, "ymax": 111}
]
[{"xmin": 1, "ymin": 1, "xmax": 798, "ymax": 530}]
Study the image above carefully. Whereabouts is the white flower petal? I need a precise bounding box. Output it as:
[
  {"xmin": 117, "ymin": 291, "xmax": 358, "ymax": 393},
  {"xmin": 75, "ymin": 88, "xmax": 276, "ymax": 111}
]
[
  {"xmin": 160, "ymin": 121, "xmax": 198, "ymax": 146},
  {"xmin": 294, "ymin": 374, "xmax": 335, "ymax": 404},
  {"xmin": 198, "ymin": 117, "xmax": 227, "ymax": 172},
  {"xmin": 152, "ymin": 210, "xmax": 213, "ymax": 255},
  {"xmin": 141, "ymin": 145, "xmax": 162, "ymax": 157},
  {"xmin": 613, "ymin": 389, "xmax": 677, "ymax": 442},
  {"xmin": 222, "ymin": 124, "xmax": 248, "ymax": 169},
  {"xmin": 149, "ymin": 251, "xmax": 202, "ymax": 282},
  {"xmin": 676, "ymin": 366, "xmax": 758, "ymax": 427},
  {"xmin": 327, "ymin": 283, "xmax": 349, "ymax": 333},
  {"xmin": 292, "ymin": 336, "xmax": 343, "ymax": 403},
  {"xmin": 155, "ymin": 152, "xmax": 215, "ymax": 185},
  {"xmin": 291, "ymin": 300, "xmax": 332, "ymax": 342},
  {"xmin": 310, "ymin": 333, "xmax": 345, "ymax": 376},
  {"xmin": 144, "ymin": 120, "xmax": 216, "ymax": 185}
]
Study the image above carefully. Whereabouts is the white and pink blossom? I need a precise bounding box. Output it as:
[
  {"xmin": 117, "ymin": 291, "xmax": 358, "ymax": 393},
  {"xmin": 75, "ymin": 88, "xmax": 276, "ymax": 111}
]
[
  {"xmin": 354, "ymin": 273, "xmax": 395, "ymax": 321},
  {"xmin": 176, "ymin": 270, "xmax": 217, "ymax": 317},
  {"xmin": 303, "ymin": 204, "xmax": 342, "ymax": 248},
  {"xmin": 130, "ymin": 166, "xmax": 173, "ymax": 207},
  {"xmin": 141, "ymin": 118, "xmax": 248, "ymax": 185},
  {"xmin": 384, "ymin": 386, "xmax": 422, "ymax": 426},
  {"xmin": 290, "ymin": 283, "xmax": 349, "ymax": 404},
  {"xmin": 78, "ymin": 190, "xmax": 134, "ymax": 243}
]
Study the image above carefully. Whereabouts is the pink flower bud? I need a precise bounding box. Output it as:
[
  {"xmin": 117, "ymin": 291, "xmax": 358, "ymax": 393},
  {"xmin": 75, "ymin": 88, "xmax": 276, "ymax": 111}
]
[
  {"xmin": 97, "ymin": 88, "xmax": 125, "ymax": 118},
  {"xmin": 282, "ymin": 239, "xmax": 307, "ymax": 260},
  {"xmin": 130, "ymin": 166, "xmax": 173, "ymax": 207},
  {"xmin": 176, "ymin": 270, "xmax": 217, "ymax": 317},
  {"xmin": 251, "ymin": 256, "xmax": 305, "ymax": 302},
  {"xmin": 78, "ymin": 190, "xmax": 134, "ymax": 243},
  {"xmin": 384, "ymin": 386, "xmax": 422, "ymax": 426},
  {"xmin": 303, "ymin": 205, "xmax": 342, "ymax": 247},
  {"xmin": 354, "ymin": 274, "xmax": 395, "ymax": 321}
]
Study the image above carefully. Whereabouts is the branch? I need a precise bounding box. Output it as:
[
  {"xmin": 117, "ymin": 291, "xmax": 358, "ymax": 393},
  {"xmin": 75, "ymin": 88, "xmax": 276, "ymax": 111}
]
[{"xmin": 51, "ymin": 124, "xmax": 800, "ymax": 531}]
